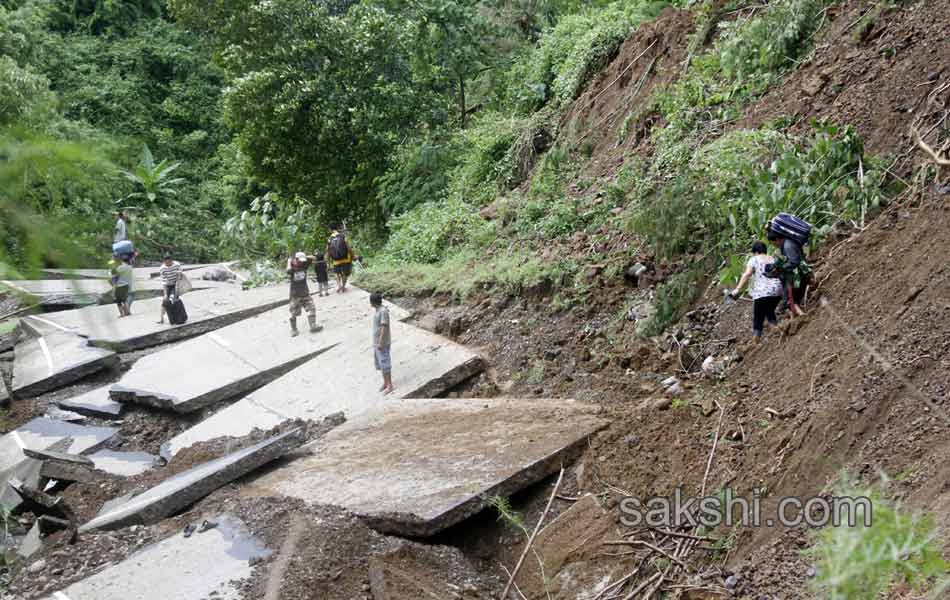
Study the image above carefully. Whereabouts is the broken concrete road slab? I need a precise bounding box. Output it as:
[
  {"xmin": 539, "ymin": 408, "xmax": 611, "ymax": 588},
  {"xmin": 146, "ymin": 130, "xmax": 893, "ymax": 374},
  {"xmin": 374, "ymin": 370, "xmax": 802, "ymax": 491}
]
[
  {"xmin": 57, "ymin": 385, "xmax": 124, "ymax": 418},
  {"xmin": 248, "ymin": 398, "xmax": 609, "ymax": 537},
  {"xmin": 2, "ymin": 279, "xmax": 115, "ymax": 307},
  {"xmin": 11, "ymin": 332, "xmax": 118, "ymax": 398},
  {"xmin": 0, "ymin": 419, "xmax": 118, "ymax": 503},
  {"xmin": 88, "ymin": 450, "xmax": 157, "ymax": 478},
  {"xmin": 23, "ymin": 447, "xmax": 95, "ymax": 465},
  {"xmin": 21, "ymin": 284, "xmax": 291, "ymax": 352},
  {"xmin": 2, "ymin": 278, "xmax": 228, "ymax": 308},
  {"xmin": 41, "ymin": 263, "xmax": 215, "ymax": 281},
  {"xmin": 80, "ymin": 428, "xmax": 306, "ymax": 531},
  {"xmin": 110, "ymin": 288, "xmax": 407, "ymax": 414},
  {"xmin": 2, "ymin": 419, "xmax": 118, "ymax": 465},
  {"xmin": 163, "ymin": 320, "xmax": 483, "ymax": 458},
  {"xmin": 48, "ymin": 514, "xmax": 269, "ymax": 600}
]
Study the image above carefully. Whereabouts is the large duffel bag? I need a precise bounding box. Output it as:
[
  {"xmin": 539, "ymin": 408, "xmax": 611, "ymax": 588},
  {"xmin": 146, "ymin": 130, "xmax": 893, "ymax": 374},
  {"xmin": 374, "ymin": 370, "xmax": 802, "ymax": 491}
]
[
  {"xmin": 769, "ymin": 213, "xmax": 812, "ymax": 246},
  {"xmin": 112, "ymin": 240, "xmax": 134, "ymax": 256},
  {"xmin": 164, "ymin": 295, "xmax": 188, "ymax": 325}
]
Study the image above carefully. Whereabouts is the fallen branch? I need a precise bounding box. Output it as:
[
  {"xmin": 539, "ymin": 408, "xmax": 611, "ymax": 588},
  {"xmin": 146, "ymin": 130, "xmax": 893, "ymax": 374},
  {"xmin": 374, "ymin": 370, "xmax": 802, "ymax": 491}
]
[
  {"xmin": 588, "ymin": 39, "xmax": 658, "ymax": 106},
  {"xmin": 912, "ymin": 126, "xmax": 950, "ymax": 166},
  {"xmin": 621, "ymin": 571, "xmax": 662, "ymax": 600},
  {"xmin": 502, "ymin": 467, "xmax": 564, "ymax": 599},
  {"xmin": 498, "ymin": 564, "xmax": 530, "ymax": 600},
  {"xmin": 699, "ymin": 399, "xmax": 725, "ymax": 498}
]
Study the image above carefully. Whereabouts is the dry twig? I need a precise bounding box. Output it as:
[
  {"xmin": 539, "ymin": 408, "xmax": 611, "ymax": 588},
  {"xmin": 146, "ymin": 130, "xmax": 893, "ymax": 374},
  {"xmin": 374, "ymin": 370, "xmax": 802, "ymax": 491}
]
[{"xmin": 502, "ymin": 468, "xmax": 564, "ymax": 599}]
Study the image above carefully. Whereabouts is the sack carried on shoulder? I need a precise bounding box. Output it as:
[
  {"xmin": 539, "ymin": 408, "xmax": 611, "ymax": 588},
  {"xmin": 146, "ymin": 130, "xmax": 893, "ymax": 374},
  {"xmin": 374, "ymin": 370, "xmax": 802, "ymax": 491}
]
[{"xmin": 769, "ymin": 213, "xmax": 812, "ymax": 246}]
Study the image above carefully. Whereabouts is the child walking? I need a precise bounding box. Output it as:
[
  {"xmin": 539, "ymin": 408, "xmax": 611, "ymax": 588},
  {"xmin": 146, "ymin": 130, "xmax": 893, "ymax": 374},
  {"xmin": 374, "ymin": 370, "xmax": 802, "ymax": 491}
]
[
  {"xmin": 314, "ymin": 253, "xmax": 330, "ymax": 297},
  {"xmin": 370, "ymin": 292, "xmax": 393, "ymax": 394},
  {"xmin": 730, "ymin": 241, "xmax": 784, "ymax": 341}
]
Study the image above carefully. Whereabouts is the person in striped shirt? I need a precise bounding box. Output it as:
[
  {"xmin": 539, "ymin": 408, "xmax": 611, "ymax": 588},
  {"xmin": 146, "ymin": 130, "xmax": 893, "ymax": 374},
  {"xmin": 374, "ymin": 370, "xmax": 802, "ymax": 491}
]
[{"xmin": 158, "ymin": 254, "xmax": 182, "ymax": 324}]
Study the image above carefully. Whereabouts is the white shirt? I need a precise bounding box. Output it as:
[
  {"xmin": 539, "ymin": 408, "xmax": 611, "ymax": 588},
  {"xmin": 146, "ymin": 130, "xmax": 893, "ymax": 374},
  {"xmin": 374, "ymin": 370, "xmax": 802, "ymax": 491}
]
[
  {"xmin": 114, "ymin": 218, "xmax": 127, "ymax": 243},
  {"xmin": 747, "ymin": 255, "xmax": 783, "ymax": 299}
]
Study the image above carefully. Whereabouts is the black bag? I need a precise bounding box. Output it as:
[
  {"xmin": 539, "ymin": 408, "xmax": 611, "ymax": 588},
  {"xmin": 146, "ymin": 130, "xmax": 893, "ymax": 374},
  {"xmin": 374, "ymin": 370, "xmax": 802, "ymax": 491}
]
[
  {"xmin": 164, "ymin": 296, "xmax": 188, "ymax": 325},
  {"xmin": 328, "ymin": 234, "xmax": 349, "ymax": 261},
  {"xmin": 769, "ymin": 213, "xmax": 812, "ymax": 246}
]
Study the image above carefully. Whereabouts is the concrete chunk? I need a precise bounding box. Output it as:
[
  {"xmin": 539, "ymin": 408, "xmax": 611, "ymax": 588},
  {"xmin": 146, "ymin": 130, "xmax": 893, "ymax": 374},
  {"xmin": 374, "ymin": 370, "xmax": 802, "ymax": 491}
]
[
  {"xmin": 80, "ymin": 428, "xmax": 307, "ymax": 532},
  {"xmin": 21, "ymin": 284, "xmax": 291, "ymax": 352},
  {"xmin": 1, "ymin": 418, "xmax": 118, "ymax": 468},
  {"xmin": 110, "ymin": 288, "xmax": 406, "ymax": 414},
  {"xmin": 88, "ymin": 450, "xmax": 157, "ymax": 478},
  {"xmin": 46, "ymin": 514, "xmax": 269, "ymax": 600},
  {"xmin": 11, "ymin": 332, "xmax": 118, "ymax": 398},
  {"xmin": 40, "ymin": 458, "xmax": 99, "ymax": 483},
  {"xmin": 57, "ymin": 385, "xmax": 124, "ymax": 418},
  {"xmin": 249, "ymin": 398, "xmax": 608, "ymax": 536},
  {"xmin": 23, "ymin": 448, "xmax": 95, "ymax": 466},
  {"xmin": 163, "ymin": 320, "xmax": 483, "ymax": 458},
  {"xmin": 17, "ymin": 522, "xmax": 43, "ymax": 558}
]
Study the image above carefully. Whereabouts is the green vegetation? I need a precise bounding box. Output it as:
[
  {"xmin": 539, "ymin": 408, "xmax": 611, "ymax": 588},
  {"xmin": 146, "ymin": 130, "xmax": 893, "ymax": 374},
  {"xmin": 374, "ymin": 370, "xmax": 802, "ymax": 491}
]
[
  {"xmin": 3, "ymin": 0, "xmax": 898, "ymax": 341},
  {"xmin": 1, "ymin": 0, "xmax": 241, "ymax": 271},
  {"xmin": 807, "ymin": 479, "xmax": 948, "ymax": 599}
]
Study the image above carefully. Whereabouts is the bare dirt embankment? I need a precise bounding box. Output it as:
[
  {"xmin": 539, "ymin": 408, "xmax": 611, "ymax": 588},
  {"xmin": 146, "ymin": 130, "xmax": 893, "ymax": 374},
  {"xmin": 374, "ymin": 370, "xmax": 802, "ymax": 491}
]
[{"xmin": 402, "ymin": 1, "xmax": 950, "ymax": 597}]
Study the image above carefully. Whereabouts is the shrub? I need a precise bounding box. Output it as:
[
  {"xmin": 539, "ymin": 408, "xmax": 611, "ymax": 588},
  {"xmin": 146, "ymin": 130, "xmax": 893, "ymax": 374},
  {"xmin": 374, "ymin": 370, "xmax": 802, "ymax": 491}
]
[
  {"xmin": 383, "ymin": 197, "xmax": 493, "ymax": 264},
  {"xmin": 448, "ymin": 112, "xmax": 528, "ymax": 205},
  {"xmin": 376, "ymin": 135, "xmax": 461, "ymax": 217},
  {"xmin": 507, "ymin": 0, "xmax": 671, "ymax": 112}
]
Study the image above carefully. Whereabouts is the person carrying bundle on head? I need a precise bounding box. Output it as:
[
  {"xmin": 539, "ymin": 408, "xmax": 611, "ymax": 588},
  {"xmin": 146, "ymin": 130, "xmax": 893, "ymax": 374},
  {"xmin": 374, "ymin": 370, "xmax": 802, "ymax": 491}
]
[{"xmin": 765, "ymin": 213, "xmax": 812, "ymax": 318}]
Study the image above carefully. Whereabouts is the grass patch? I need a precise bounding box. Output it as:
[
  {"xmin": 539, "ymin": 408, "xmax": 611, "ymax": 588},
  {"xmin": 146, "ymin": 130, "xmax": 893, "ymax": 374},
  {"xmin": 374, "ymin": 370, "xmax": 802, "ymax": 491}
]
[{"xmin": 806, "ymin": 477, "xmax": 948, "ymax": 599}]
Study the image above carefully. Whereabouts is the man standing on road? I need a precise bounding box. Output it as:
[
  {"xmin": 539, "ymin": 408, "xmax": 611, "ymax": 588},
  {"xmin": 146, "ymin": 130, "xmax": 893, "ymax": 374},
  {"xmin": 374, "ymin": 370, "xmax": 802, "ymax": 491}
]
[
  {"xmin": 114, "ymin": 211, "xmax": 128, "ymax": 243},
  {"xmin": 287, "ymin": 251, "xmax": 322, "ymax": 337},
  {"xmin": 326, "ymin": 226, "xmax": 353, "ymax": 294},
  {"xmin": 158, "ymin": 253, "xmax": 182, "ymax": 324},
  {"xmin": 370, "ymin": 292, "xmax": 393, "ymax": 395}
]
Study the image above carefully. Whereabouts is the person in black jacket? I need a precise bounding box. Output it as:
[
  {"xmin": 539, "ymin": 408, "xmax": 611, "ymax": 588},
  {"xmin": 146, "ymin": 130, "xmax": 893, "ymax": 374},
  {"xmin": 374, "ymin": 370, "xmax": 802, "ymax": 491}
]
[{"xmin": 766, "ymin": 229, "xmax": 807, "ymax": 317}]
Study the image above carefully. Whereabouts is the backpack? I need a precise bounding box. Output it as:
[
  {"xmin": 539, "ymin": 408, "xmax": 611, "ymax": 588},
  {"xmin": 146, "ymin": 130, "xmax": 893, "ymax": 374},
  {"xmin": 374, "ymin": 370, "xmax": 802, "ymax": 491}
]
[{"xmin": 328, "ymin": 234, "xmax": 349, "ymax": 261}]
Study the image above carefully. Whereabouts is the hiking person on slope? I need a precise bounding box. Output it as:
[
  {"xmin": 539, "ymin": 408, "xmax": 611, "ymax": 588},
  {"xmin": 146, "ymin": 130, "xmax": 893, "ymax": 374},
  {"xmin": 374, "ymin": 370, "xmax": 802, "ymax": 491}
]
[
  {"xmin": 326, "ymin": 227, "xmax": 354, "ymax": 293},
  {"xmin": 287, "ymin": 251, "xmax": 322, "ymax": 337},
  {"xmin": 766, "ymin": 226, "xmax": 809, "ymax": 318},
  {"xmin": 730, "ymin": 241, "xmax": 783, "ymax": 341}
]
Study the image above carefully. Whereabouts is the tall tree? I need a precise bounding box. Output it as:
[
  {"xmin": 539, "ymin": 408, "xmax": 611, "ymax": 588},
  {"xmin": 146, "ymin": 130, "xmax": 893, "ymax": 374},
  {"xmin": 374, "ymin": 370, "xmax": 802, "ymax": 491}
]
[{"xmin": 170, "ymin": 0, "xmax": 445, "ymax": 224}]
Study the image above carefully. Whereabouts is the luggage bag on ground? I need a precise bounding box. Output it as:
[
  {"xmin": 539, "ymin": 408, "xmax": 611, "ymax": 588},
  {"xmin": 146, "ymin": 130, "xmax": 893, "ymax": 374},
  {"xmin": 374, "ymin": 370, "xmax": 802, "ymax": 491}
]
[
  {"xmin": 164, "ymin": 295, "xmax": 188, "ymax": 325},
  {"xmin": 770, "ymin": 213, "xmax": 812, "ymax": 246}
]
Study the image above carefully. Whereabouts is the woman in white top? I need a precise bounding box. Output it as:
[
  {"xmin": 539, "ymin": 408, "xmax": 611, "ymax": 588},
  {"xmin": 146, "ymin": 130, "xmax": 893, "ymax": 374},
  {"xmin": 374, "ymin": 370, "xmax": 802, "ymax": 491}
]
[{"xmin": 731, "ymin": 241, "xmax": 784, "ymax": 339}]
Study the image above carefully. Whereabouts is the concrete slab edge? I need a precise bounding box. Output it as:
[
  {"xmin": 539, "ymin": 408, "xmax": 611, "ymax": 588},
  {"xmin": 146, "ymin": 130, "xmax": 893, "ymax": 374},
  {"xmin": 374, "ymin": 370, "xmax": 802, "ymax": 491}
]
[
  {"xmin": 111, "ymin": 343, "xmax": 338, "ymax": 414},
  {"xmin": 80, "ymin": 428, "xmax": 307, "ymax": 532},
  {"xmin": 11, "ymin": 353, "xmax": 120, "ymax": 400},
  {"xmin": 403, "ymin": 356, "xmax": 485, "ymax": 399},
  {"xmin": 89, "ymin": 298, "xmax": 290, "ymax": 353},
  {"xmin": 360, "ymin": 422, "xmax": 608, "ymax": 537}
]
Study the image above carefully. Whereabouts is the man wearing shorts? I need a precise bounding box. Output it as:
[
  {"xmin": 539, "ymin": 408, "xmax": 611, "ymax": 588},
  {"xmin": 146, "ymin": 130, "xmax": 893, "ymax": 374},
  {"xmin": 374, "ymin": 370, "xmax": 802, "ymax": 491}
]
[
  {"xmin": 326, "ymin": 227, "xmax": 353, "ymax": 293},
  {"xmin": 287, "ymin": 251, "xmax": 322, "ymax": 337},
  {"xmin": 370, "ymin": 292, "xmax": 393, "ymax": 394}
]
